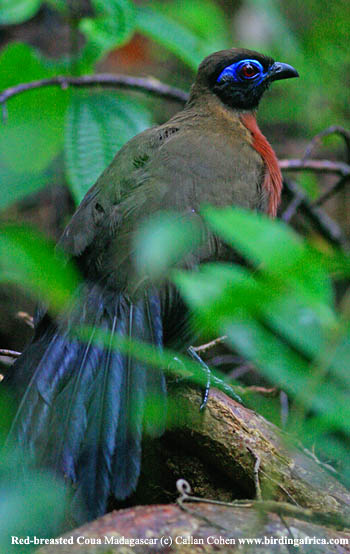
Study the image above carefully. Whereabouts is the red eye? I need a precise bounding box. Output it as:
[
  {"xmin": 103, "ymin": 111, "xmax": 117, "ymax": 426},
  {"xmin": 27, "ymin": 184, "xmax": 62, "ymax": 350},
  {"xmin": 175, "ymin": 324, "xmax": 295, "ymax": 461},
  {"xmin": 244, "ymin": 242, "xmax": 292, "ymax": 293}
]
[{"xmin": 240, "ymin": 63, "xmax": 259, "ymax": 79}]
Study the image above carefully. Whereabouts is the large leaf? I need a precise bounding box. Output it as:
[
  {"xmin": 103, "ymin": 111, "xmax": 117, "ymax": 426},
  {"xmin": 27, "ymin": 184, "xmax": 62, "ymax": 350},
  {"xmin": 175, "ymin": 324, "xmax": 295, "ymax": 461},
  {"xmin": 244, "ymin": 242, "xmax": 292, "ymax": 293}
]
[
  {"xmin": 175, "ymin": 262, "xmax": 333, "ymax": 359},
  {"xmin": 202, "ymin": 206, "xmax": 333, "ymax": 304},
  {"xmin": 0, "ymin": 224, "xmax": 80, "ymax": 312},
  {"xmin": 134, "ymin": 211, "xmax": 204, "ymax": 280},
  {"xmin": 0, "ymin": 166, "xmax": 49, "ymax": 211},
  {"xmin": 0, "ymin": 449, "xmax": 67, "ymax": 552},
  {"xmin": 151, "ymin": 0, "xmax": 230, "ymax": 53},
  {"xmin": 175, "ymin": 262, "xmax": 350, "ymax": 435},
  {"xmin": 79, "ymin": 0, "xmax": 136, "ymax": 66},
  {"xmin": 0, "ymin": 43, "xmax": 68, "ymax": 208},
  {"xmin": 0, "ymin": 0, "xmax": 41, "ymax": 24},
  {"xmin": 136, "ymin": 5, "xmax": 210, "ymax": 70},
  {"xmin": 225, "ymin": 316, "xmax": 350, "ymax": 433},
  {"xmin": 64, "ymin": 91, "xmax": 153, "ymax": 203}
]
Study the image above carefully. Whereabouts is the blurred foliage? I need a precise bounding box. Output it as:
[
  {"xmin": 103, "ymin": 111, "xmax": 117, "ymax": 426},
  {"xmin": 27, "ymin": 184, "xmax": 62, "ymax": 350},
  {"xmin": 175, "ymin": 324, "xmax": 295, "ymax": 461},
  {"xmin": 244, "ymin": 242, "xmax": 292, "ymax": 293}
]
[
  {"xmin": 79, "ymin": 0, "xmax": 136, "ymax": 66},
  {"xmin": 0, "ymin": 449, "xmax": 68, "ymax": 552},
  {"xmin": 1, "ymin": 0, "xmax": 350, "ymax": 543},
  {"xmin": 0, "ymin": 43, "xmax": 68, "ymax": 208},
  {"xmin": 136, "ymin": 207, "xmax": 350, "ymax": 482},
  {"xmin": 134, "ymin": 211, "xmax": 203, "ymax": 280},
  {"xmin": 0, "ymin": 0, "xmax": 41, "ymax": 24},
  {"xmin": 0, "ymin": 224, "xmax": 80, "ymax": 310}
]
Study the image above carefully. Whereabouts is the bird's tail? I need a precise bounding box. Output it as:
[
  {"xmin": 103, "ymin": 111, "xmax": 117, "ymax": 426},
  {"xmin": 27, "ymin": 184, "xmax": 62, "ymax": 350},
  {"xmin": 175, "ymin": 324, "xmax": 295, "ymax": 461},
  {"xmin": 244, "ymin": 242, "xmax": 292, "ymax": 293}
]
[{"xmin": 4, "ymin": 282, "xmax": 167, "ymax": 523}]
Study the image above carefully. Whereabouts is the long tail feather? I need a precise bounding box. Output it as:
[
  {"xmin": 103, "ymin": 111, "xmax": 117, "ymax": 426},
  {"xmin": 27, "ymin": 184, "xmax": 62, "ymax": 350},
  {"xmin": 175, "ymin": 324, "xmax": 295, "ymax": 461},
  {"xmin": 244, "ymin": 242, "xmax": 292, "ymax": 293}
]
[{"xmin": 4, "ymin": 284, "xmax": 166, "ymax": 523}]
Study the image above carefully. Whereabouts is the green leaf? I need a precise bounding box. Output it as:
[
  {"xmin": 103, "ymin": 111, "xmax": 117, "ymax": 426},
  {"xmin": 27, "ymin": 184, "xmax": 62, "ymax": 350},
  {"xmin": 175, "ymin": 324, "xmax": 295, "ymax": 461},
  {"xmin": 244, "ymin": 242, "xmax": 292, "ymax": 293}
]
[
  {"xmin": 64, "ymin": 91, "xmax": 153, "ymax": 203},
  {"xmin": 0, "ymin": 43, "xmax": 68, "ymax": 208},
  {"xmin": 0, "ymin": 224, "xmax": 80, "ymax": 312},
  {"xmin": 226, "ymin": 316, "xmax": 311, "ymax": 396},
  {"xmin": 202, "ymin": 206, "xmax": 332, "ymax": 304},
  {"xmin": 79, "ymin": 0, "xmax": 136, "ymax": 65},
  {"xmin": 176, "ymin": 263, "xmax": 350, "ymax": 429},
  {"xmin": 174, "ymin": 256, "xmax": 350, "ymax": 435},
  {"xmin": 0, "ymin": 0, "xmax": 41, "ymax": 24},
  {"xmin": 150, "ymin": 0, "xmax": 230, "ymax": 53},
  {"xmin": 134, "ymin": 212, "xmax": 203, "ymax": 280},
  {"xmin": 175, "ymin": 256, "xmax": 336, "ymax": 365},
  {"xmin": 226, "ymin": 316, "xmax": 350, "ymax": 432},
  {"xmin": 0, "ymin": 166, "xmax": 49, "ymax": 211},
  {"xmin": 0, "ymin": 449, "xmax": 67, "ymax": 552},
  {"xmin": 136, "ymin": 5, "xmax": 209, "ymax": 70}
]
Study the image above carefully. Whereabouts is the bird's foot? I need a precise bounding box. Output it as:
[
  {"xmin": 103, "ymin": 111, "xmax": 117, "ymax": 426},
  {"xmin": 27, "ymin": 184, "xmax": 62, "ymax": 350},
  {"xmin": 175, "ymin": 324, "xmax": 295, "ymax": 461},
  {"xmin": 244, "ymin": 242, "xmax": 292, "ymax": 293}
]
[
  {"xmin": 187, "ymin": 347, "xmax": 243, "ymax": 406},
  {"xmin": 187, "ymin": 346, "xmax": 211, "ymax": 410},
  {"xmin": 168, "ymin": 350, "xmax": 243, "ymax": 410}
]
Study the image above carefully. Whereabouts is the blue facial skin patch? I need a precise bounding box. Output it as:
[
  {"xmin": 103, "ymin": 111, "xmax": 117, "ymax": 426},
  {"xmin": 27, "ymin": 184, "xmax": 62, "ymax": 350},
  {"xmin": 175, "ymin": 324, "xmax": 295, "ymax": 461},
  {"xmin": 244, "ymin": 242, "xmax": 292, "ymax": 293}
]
[{"xmin": 216, "ymin": 59, "xmax": 269, "ymax": 86}]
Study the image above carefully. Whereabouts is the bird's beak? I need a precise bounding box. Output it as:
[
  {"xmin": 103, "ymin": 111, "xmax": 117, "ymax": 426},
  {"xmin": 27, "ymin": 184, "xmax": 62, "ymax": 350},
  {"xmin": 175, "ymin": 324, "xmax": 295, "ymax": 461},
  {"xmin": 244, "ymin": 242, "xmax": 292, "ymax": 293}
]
[{"xmin": 268, "ymin": 62, "xmax": 299, "ymax": 82}]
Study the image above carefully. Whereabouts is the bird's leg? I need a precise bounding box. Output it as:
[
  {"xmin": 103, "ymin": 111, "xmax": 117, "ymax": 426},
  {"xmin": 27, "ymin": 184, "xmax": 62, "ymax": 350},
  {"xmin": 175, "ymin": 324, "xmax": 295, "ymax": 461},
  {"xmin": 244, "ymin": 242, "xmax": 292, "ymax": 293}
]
[
  {"xmin": 168, "ymin": 348, "xmax": 243, "ymax": 409},
  {"xmin": 167, "ymin": 352, "xmax": 210, "ymax": 410},
  {"xmin": 187, "ymin": 346, "xmax": 211, "ymax": 411}
]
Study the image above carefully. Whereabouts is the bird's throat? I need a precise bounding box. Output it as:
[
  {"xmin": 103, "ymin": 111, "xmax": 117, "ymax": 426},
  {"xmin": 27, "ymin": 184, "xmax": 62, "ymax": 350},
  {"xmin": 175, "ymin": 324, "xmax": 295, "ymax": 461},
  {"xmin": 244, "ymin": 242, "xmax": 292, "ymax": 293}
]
[{"xmin": 239, "ymin": 112, "xmax": 282, "ymax": 217}]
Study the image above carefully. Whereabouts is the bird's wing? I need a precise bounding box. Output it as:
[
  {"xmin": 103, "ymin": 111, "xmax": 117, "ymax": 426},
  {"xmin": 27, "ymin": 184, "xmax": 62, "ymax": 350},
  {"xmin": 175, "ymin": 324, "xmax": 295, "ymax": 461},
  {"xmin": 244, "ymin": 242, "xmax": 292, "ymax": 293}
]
[{"xmin": 58, "ymin": 124, "xmax": 181, "ymax": 262}]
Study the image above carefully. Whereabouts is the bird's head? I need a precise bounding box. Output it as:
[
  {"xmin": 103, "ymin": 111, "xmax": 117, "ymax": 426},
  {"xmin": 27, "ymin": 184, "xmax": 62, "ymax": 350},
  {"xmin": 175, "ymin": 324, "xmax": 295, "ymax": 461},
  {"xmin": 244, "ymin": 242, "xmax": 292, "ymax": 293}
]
[{"xmin": 192, "ymin": 48, "xmax": 298, "ymax": 110}]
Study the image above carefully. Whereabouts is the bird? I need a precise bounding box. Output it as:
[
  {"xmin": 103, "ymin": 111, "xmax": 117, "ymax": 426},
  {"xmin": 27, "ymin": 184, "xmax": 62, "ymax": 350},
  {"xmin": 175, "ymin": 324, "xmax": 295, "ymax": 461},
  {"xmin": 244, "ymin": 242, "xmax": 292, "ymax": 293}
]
[{"xmin": 3, "ymin": 48, "xmax": 298, "ymax": 524}]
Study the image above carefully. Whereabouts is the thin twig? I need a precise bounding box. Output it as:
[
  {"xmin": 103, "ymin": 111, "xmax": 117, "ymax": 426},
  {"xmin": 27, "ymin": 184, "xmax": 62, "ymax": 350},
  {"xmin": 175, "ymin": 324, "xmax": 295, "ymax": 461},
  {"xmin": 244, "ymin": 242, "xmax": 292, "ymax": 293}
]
[
  {"xmin": 192, "ymin": 336, "xmax": 227, "ymax": 354},
  {"xmin": 281, "ymin": 194, "xmax": 304, "ymax": 223},
  {"xmin": 302, "ymin": 125, "xmax": 350, "ymax": 164},
  {"xmin": 313, "ymin": 175, "xmax": 350, "ymax": 207},
  {"xmin": 247, "ymin": 447, "xmax": 262, "ymax": 500},
  {"xmin": 301, "ymin": 446, "xmax": 338, "ymax": 476},
  {"xmin": 245, "ymin": 386, "xmax": 278, "ymax": 397},
  {"xmin": 229, "ymin": 362, "xmax": 255, "ymax": 379},
  {"xmin": 279, "ymin": 158, "xmax": 350, "ymax": 177},
  {"xmin": 176, "ymin": 480, "xmax": 230, "ymax": 532},
  {"xmin": 176, "ymin": 479, "xmax": 350, "ymax": 530},
  {"xmin": 16, "ymin": 311, "xmax": 34, "ymax": 328},
  {"xmin": 0, "ymin": 349, "xmax": 21, "ymax": 358},
  {"xmin": 282, "ymin": 179, "xmax": 345, "ymax": 247},
  {"xmin": 258, "ymin": 468, "xmax": 300, "ymax": 506},
  {"xmin": 0, "ymin": 74, "xmax": 189, "ymax": 111}
]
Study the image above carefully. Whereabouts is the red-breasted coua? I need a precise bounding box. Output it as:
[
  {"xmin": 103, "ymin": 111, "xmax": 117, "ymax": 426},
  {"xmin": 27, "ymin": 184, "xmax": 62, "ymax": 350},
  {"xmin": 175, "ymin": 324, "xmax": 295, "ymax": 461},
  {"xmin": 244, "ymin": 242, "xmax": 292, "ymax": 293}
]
[{"xmin": 4, "ymin": 48, "xmax": 298, "ymax": 523}]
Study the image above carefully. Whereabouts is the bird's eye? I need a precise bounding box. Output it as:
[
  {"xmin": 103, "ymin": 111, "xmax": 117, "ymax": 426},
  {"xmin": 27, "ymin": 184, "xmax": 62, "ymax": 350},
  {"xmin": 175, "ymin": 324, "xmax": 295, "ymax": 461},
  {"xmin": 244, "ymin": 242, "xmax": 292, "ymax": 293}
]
[
  {"xmin": 215, "ymin": 59, "xmax": 264, "ymax": 84},
  {"xmin": 238, "ymin": 62, "xmax": 260, "ymax": 79}
]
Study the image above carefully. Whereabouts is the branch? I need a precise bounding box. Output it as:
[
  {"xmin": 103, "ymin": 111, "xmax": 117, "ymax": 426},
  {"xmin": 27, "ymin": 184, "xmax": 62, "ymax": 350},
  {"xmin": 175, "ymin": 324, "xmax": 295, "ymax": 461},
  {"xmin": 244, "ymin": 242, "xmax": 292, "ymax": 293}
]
[
  {"xmin": 0, "ymin": 348, "xmax": 21, "ymax": 359},
  {"xmin": 16, "ymin": 311, "xmax": 34, "ymax": 328},
  {"xmin": 279, "ymin": 158, "xmax": 350, "ymax": 177},
  {"xmin": 40, "ymin": 502, "xmax": 350, "ymax": 554},
  {"xmin": 0, "ymin": 74, "xmax": 189, "ymax": 116},
  {"xmin": 281, "ymin": 179, "xmax": 346, "ymax": 246},
  {"xmin": 130, "ymin": 383, "xmax": 350, "ymax": 519},
  {"xmin": 1, "ymin": 75, "xmax": 348, "ymax": 247},
  {"xmin": 303, "ymin": 125, "xmax": 350, "ymax": 164},
  {"xmin": 192, "ymin": 336, "xmax": 227, "ymax": 354},
  {"xmin": 313, "ymin": 175, "xmax": 350, "ymax": 207},
  {"xmin": 42, "ymin": 384, "xmax": 350, "ymax": 552}
]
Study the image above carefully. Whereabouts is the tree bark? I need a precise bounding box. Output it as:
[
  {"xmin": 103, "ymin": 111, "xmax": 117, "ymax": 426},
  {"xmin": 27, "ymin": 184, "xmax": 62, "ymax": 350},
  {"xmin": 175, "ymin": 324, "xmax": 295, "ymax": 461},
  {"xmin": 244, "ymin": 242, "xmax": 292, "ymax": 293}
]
[{"xmin": 39, "ymin": 383, "xmax": 350, "ymax": 552}]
